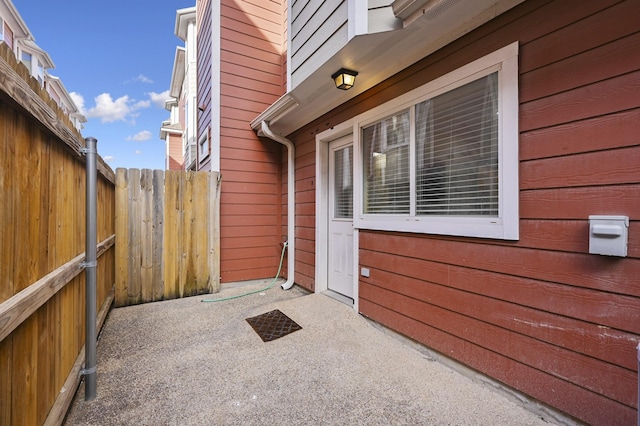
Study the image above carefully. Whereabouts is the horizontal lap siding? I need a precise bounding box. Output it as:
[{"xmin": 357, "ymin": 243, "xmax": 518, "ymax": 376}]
[
  {"xmin": 290, "ymin": 134, "xmax": 316, "ymax": 290},
  {"xmin": 197, "ymin": 0, "xmax": 213, "ymax": 172},
  {"xmin": 290, "ymin": 0, "xmax": 638, "ymax": 424},
  {"xmin": 220, "ymin": 0, "xmax": 285, "ymax": 283},
  {"xmin": 167, "ymin": 133, "xmax": 183, "ymax": 170},
  {"xmin": 290, "ymin": 0, "xmax": 347, "ymax": 87}
]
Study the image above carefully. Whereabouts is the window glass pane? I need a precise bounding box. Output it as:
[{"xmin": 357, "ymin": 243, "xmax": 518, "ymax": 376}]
[
  {"xmin": 21, "ymin": 52, "xmax": 32, "ymax": 72},
  {"xmin": 37, "ymin": 62, "xmax": 44, "ymax": 85},
  {"xmin": 3, "ymin": 22, "xmax": 14, "ymax": 49},
  {"xmin": 416, "ymin": 72, "xmax": 499, "ymax": 216},
  {"xmin": 363, "ymin": 111, "xmax": 410, "ymax": 214},
  {"xmin": 334, "ymin": 145, "xmax": 353, "ymax": 219},
  {"xmin": 199, "ymin": 132, "xmax": 209, "ymax": 158}
]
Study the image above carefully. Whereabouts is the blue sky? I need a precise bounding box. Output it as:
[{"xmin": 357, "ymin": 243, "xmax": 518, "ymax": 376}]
[{"xmin": 13, "ymin": 0, "xmax": 195, "ymax": 171}]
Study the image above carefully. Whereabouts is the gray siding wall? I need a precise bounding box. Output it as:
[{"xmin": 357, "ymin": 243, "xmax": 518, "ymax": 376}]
[
  {"xmin": 290, "ymin": 0, "xmax": 348, "ymax": 88},
  {"xmin": 289, "ymin": 0, "xmax": 400, "ymax": 89}
]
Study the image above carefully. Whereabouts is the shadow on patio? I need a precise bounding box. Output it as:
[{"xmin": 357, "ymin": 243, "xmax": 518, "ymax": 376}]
[{"xmin": 64, "ymin": 281, "xmax": 557, "ymax": 425}]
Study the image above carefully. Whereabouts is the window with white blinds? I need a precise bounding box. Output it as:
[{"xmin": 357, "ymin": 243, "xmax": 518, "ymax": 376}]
[
  {"xmin": 363, "ymin": 111, "xmax": 410, "ymax": 214},
  {"xmin": 356, "ymin": 42, "xmax": 519, "ymax": 240},
  {"xmin": 416, "ymin": 73, "xmax": 498, "ymax": 216},
  {"xmin": 363, "ymin": 74, "xmax": 498, "ymax": 217},
  {"xmin": 334, "ymin": 145, "xmax": 353, "ymax": 218}
]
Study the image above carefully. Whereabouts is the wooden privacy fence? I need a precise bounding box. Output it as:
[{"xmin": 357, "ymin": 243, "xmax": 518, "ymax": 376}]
[
  {"xmin": 0, "ymin": 43, "xmax": 116, "ymax": 425},
  {"xmin": 115, "ymin": 168, "xmax": 221, "ymax": 306}
]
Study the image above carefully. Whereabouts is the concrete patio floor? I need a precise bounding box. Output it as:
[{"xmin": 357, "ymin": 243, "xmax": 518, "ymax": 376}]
[{"xmin": 64, "ymin": 280, "xmax": 568, "ymax": 425}]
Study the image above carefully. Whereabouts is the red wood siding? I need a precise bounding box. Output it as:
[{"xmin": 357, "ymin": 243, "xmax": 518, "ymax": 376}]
[
  {"xmin": 218, "ymin": 0, "xmax": 286, "ymax": 283},
  {"xmin": 167, "ymin": 133, "xmax": 183, "ymax": 171},
  {"xmin": 288, "ymin": 0, "xmax": 640, "ymax": 424}
]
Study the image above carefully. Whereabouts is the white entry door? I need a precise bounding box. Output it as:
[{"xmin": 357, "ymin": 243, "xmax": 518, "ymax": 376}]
[{"xmin": 328, "ymin": 137, "xmax": 354, "ymax": 299}]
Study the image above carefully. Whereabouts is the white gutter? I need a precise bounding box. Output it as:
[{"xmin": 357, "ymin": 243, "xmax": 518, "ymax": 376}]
[
  {"xmin": 251, "ymin": 94, "xmax": 299, "ymax": 130},
  {"xmin": 260, "ymin": 121, "xmax": 296, "ymax": 290}
]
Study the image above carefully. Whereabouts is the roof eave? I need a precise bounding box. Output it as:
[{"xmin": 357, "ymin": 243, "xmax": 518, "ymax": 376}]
[
  {"xmin": 253, "ymin": 0, "xmax": 525, "ymax": 137},
  {"xmin": 169, "ymin": 47, "xmax": 186, "ymax": 99},
  {"xmin": 175, "ymin": 7, "xmax": 197, "ymax": 41}
]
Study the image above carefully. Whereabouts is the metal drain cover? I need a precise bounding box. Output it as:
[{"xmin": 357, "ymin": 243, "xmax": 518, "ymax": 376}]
[{"xmin": 246, "ymin": 309, "xmax": 302, "ymax": 342}]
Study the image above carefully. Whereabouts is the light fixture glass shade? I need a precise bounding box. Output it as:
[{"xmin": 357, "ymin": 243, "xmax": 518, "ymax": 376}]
[{"xmin": 332, "ymin": 68, "xmax": 358, "ymax": 90}]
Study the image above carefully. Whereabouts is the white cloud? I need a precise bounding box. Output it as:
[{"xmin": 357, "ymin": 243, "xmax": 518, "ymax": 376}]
[
  {"xmin": 87, "ymin": 93, "xmax": 129, "ymax": 122},
  {"xmin": 148, "ymin": 90, "xmax": 171, "ymax": 108},
  {"xmin": 70, "ymin": 92, "xmax": 86, "ymax": 115},
  {"xmin": 103, "ymin": 155, "xmax": 115, "ymax": 163},
  {"xmin": 134, "ymin": 74, "xmax": 154, "ymax": 84},
  {"xmin": 127, "ymin": 130, "xmax": 152, "ymax": 142},
  {"xmin": 134, "ymin": 99, "xmax": 151, "ymax": 109},
  {"xmin": 135, "ymin": 150, "xmax": 143, "ymax": 155},
  {"xmin": 125, "ymin": 74, "xmax": 154, "ymax": 84},
  {"xmin": 84, "ymin": 93, "xmax": 150, "ymax": 123}
]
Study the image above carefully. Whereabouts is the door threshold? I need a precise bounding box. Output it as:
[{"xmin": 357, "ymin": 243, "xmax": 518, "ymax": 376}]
[{"xmin": 322, "ymin": 290, "xmax": 354, "ymax": 306}]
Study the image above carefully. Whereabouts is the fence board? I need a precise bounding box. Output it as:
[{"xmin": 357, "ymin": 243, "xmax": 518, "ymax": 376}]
[
  {"xmin": 152, "ymin": 170, "xmax": 164, "ymax": 300},
  {"xmin": 0, "ymin": 101, "xmax": 16, "ymax": 304},
  {"xmin": 13, "ymin": 113, "xmax": 31, "ymax": 295},
  {"xmin": 0, "ymin": 336, "xmax": 11, "ymax": 424},
  {"xmin": 128, "ymin": 168, "xmax": 141, "ymax": 305},
  {"xmin": 12, "ymin": 314, "xmax": 38, "ymax": 425},
  {"xmin": 37, "ymin": 294, "xmax": 55, "ymax": 424},
  {"xmin": 116, "ymin": 168, "xmax": 220, "ymax": 306},
  {"xmin": 115, "ymin": 169, "xmax": 129, "ymax": 306},
  {"xmin": 180, "ymin": 171, "xmax": 192, "ymax": 297},
  {"xmin": 194, "ymin": 172, "xmax": 209, "ymax": 292},
  {"xmin": 141, "ymin": 169, "xmax": 153, "ymax": 303},
  {"xmin": 164, "ymin": 170, "xmax": 179, "ymax": 300}
]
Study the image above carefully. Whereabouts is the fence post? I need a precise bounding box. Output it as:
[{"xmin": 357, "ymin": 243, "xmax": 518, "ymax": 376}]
[{"xmin": 82, "ymin": 137, "xmax": 98, "ymax": 401}]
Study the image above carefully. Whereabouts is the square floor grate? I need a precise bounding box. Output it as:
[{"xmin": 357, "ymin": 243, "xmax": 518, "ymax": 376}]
[{"xmin": 245, "ymin": 309, "xmax": 302, "ymax": 342}]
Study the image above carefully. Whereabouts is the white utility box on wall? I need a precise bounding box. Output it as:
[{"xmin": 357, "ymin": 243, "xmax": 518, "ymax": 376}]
[{"xmin": 588, "ymin": 215, "xmax": 629, "ymax": 257}]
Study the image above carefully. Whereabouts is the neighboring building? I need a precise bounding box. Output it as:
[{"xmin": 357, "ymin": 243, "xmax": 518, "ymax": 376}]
[
  {"xmin": 44, "ymin": 74, "xmax": 86, "ymax": 131},
  {"xmin": 0, "ymin": 1, "xmax": 22, "ymax": 50},
  {"xmin": 162, "ymin": 7, "xmax": 197, "ymax": 171},
  {"xmin": 14, "ymin": 37, "xmax": 52, "ymax": 86},
  {"xmin": 191, "ymin": 0, "xmax": 639, "ymax": 424},
  {"xmin": 160, "ymin": 97, "xmax": 184, "ymax": 170},
  {"xmin": 1, "ymin": 1, "xmax": 52, "ymax": 86},
  {"xmin": 1, "ymin": 0, "xmax": 85, "ymax": 130},
  {"xmin": 195, "ymin": 0, "xmax": 287, "ymax": 283}
]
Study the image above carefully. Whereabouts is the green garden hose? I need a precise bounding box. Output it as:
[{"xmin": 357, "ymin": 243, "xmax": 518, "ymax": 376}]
[{"xmin": 201, "ymin": 241, "xmax": 288, "ymax": 303}]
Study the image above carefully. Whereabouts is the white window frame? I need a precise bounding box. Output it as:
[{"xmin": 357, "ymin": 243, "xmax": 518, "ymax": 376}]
[
  {"xmin": 20, "ymin": 50, "xmax": 32, "ymax": 72},
  {"xmin": 198, "ymin": 127, "xmax": 210, "ymax": 162},
  {"xmin": 353, "ymin": 42, "xmax": 519, "ymax": 240},
  {"xmin": 36, "ymin": 61, "xmax": 44, "ymax": 85}
]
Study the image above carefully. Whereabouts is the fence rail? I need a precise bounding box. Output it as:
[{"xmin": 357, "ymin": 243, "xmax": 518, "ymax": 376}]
[
  {"xmin": 0, "ymin": 236, "xmax": 115, "ymax": 342},
  {"xmin": 115, "ymin": 168, "xmax": 221, "ymax": 306},
  {"xmin": 0, "ymin": 43, "xmax": 116, "ymax": 425}
]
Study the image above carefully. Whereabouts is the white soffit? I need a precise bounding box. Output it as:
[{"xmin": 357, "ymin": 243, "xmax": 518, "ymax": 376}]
[
  {"xmin": 257, "ymin": 0, "xmax": 524, "ymax": 137},
  {"xmin": 1, "ymin": 0, "xmax": 30, "ymax": 39},
  {"xmin": 175, "ymin": 6, "xmax": 196, "ymax": 41},
  {"xmin": 20, "ymin": 38, "xmax": 55, "ymax": 68},
  {"xmin": 169, "ymin": 47, "xmax": 186, "ymax": 99}
]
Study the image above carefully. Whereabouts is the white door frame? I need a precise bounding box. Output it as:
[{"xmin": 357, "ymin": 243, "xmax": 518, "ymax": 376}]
[{"xmin": 315, "ymin": 121, "xmax": 359, "ymax": 311}]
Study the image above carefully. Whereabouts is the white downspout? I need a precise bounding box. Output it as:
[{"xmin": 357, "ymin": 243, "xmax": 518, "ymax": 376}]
[{"xmin": 260, "ymin": 121, "xmax": 295, "ymax": 290}]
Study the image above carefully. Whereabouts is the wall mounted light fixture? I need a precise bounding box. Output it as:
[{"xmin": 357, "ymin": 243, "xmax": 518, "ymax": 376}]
[{"xmin": 331, "ymin": 68, "xmax": 358, "ymax": 90}]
